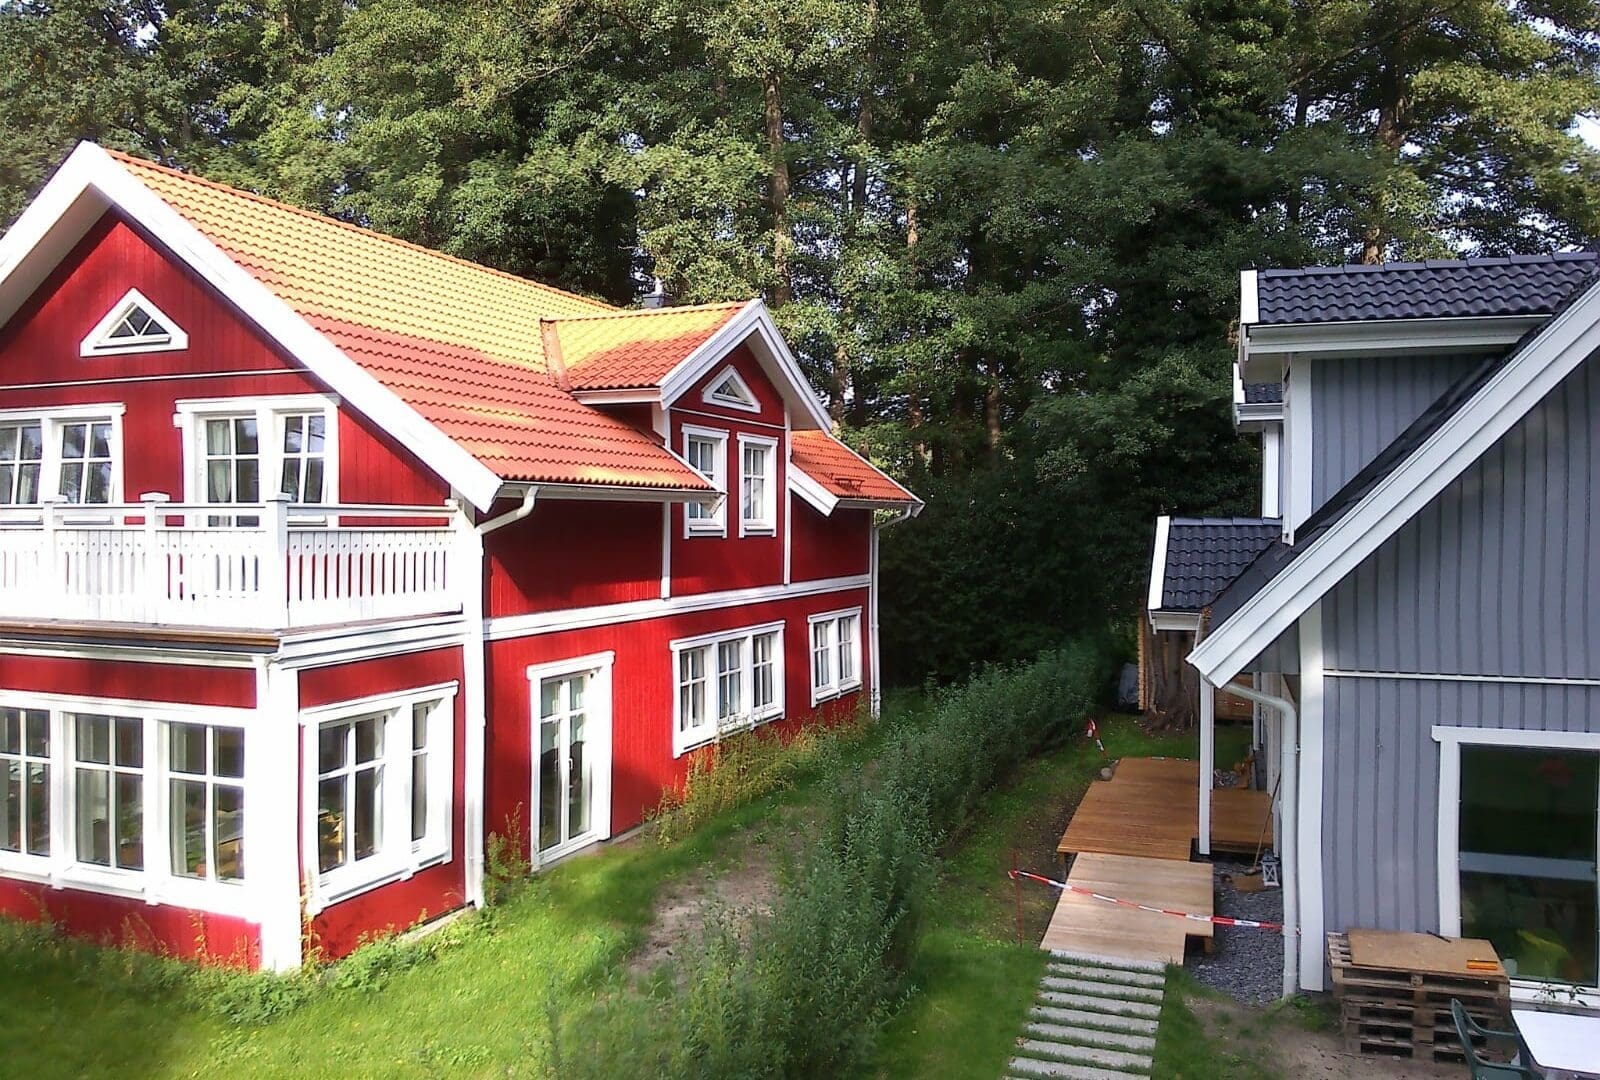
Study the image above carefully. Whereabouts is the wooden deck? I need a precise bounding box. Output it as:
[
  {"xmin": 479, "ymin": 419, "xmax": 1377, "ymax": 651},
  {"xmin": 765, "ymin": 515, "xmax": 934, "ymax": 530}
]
[
  {"xmin": 1040, "ymin": 852, "xmax": 1214, "ymax": 965},
  {"xmin": 1055, "ymin": 757, "xmax": 1273, "ymax": 862}
]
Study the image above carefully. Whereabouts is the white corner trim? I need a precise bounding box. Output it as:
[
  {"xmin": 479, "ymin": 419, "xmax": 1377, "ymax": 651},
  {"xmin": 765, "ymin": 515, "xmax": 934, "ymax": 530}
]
[
  {"xmin": 1191, "ymin": 275, "xmax": 1600, "ymax": 686},
  {"xmin": 1284, "ymin": 359, "xmax": 1313, "ymax": 538},
  {"xmin": 0, "ymin": 143, "xmax": 503, "ymax": 510},
  {"xmin": 1239, "ymin": 270, "xmax": 1259, "ymax": 326},
  {"xmin": 80, "ymin": 287, "xmax": 189, "ymax": 356},
  {"xmin": 1296, "ymin": 603, "xmax": 1326, "ymax": 992},
  {"xmin": 1147, "ymin": 515, "xmax": 1171, "ymax": 615},
  {"xmin": 659, "ymin": 300, "xmax": 831, "ymax": 431}
]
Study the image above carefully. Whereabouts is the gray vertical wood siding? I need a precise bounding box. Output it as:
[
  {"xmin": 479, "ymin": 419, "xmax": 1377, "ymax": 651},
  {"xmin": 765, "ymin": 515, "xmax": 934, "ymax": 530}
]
[
  {"xmin": 1309, "ymin": 354, "xmax": 1481, "ymax": 511},
  {"xmin": 1320, "ymin": 677, "xmax": 1600, "ymax": 937}
]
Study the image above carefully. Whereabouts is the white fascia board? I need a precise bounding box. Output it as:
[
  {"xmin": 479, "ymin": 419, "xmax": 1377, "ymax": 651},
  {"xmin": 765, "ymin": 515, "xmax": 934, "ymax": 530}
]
[
  {"xmin": 1191, "ymin": 277, "xmax": 1600, "ymax": 686},
  {"xmin": 1147, "ymin": 515, "xmax": 1171, "ymax": 615},
  {"xmin": 788, "ymin": 464, "xmax": 838, "ymax": 515},
  {"xmin": 1151, "ymin": 610, "xmax": 1201, "ymax": 632},
  {"xmin": 570, "ymin": 388, "xmax": 661, "ymax": 406},
  {"xmin": 1244, "ymin": 314, "xmax": 1544, "ymax": 361},
  {"xmin": 0, "ymin": 143, "xmax": 504, "ymax": 510},
  {"xmin": 1238, "ymin": 270, "xmax": 1259, "ymax": 326},
  {"xmin": 519, "ymin": 481, "xmax": 715, "ymax": 504},
  {"xmin": 659, "ymin": 300, "xmax": 832, "ymax": 431}
]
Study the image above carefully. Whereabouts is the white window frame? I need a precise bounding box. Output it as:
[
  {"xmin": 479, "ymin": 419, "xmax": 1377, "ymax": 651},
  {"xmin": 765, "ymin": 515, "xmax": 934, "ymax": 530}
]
[
  {"xmin": 299, "ymin": 682, "xmax": 456, "ymax": 912},
  {"xmin": 808, "ymin": 608, "xmax": 863, "ymax": 706},
  {"xmin": 737, "ymin": 433, "xmax": 778, "ymax": 536},
  {"xmin": 701, "ymin": 365, "xmax": 761, "ymax": 413},
  {"xmin": 0, "ymin": 404, "xmax": 126, "ymax": 508},
  {"xmin": 79, "ymin": 287, "xmax": 189, "ymax": 357},
  {"xmin": 670, "ymin": 621, "xmax": 786, "ymax": 756},
  {"xmin": 681, "ymin": 424, "xmax": 728, "ymax": 537},
  {"xmin": 0, "ymin": 689, "xmax": 255, "ymax": 917},
  {"xmin": 175, "ymin": 395, "xmax": 340, "ymax": 516},
  {"xmin": 1433, "ymin": 725, "xmax": 1600, "ymax": 1006}
]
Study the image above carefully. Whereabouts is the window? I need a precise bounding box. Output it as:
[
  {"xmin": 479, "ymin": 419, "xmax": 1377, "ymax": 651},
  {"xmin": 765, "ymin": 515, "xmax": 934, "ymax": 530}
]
[
  {"xmin": 672, "ymin": 623, "xmax": 785, "ymax": 755},
  {"xmin": 303, "ymin": 686, "xmax": 455, "ymax": 906},
  {"xmin": 72, "ymin": 713, "xmax": 144, "ymax": 871},
  {"xmin": 739, "ymin": 436, "xmax": 777, "ymax": 535},
  {"xmin": 0, "ymin": 408, "xmax": 122, "ymax": 506},
  {"xmin": 809, "ymin": 609, "xmax": 863, "ymax": 705},
  {"xmin": 683, "ymin": 427, "xmax": 727, "ymax": 534},
  {"xmin": 80, "ymin": 288, "xmax": 189, "ymax": 356},
  {"xmin": 168, "ymin": 723, "xmax": 245, "ymax": 883},
  {"xmin": 1, "ymin": 707, "xmax": 50, "ymax": 858},
  {"xmin": 702, "ymin": 366, "xmax": 760, "ymax": 412},
  {"xmin": 179, "ymin": 396, "xmax": 338, "ymax": 521}
]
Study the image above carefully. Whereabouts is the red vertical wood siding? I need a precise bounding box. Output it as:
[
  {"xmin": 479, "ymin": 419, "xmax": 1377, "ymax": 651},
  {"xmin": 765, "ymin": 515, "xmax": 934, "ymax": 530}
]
[
  {"xmin": 668, "ymin": 346, "xmax": 787, "ymax": 595},
  {"xmin": 0, "ymin": 653, "xmax": 256, "ymax": 706},
  {"xmin": 0, "ymin": 881, "xmax": 259, "ymax": 967},
  {"xmin": 790, "ymin": 503, "xmax": 871, "ymax": 580},
  {"xmin": 297, "ymin": 647, "xmax": 469, "ymax": 959},
  {"xmin": 483, "ymin": 499, "xmax": 662, "ymax": 618},
  {"xmin": 0, "ymin": 211, "xmax": 446, "ymax": 507},
  {"xmin": 484, "ymin": 586, "xmax": 870, "ymax": 845}
]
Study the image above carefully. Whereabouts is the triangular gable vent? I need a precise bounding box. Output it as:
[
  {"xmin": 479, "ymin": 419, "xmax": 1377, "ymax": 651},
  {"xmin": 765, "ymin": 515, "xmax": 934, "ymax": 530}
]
[
  {"xmin": 702, "ymin": 365, "xmax": 760, "ymax": 412},
  {"xmin": 80, "ymin": 288, "xmax": 188, "ymax": 356}
]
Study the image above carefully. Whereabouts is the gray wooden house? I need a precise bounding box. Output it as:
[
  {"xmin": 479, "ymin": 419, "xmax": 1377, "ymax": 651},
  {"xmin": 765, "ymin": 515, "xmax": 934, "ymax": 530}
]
[{"xmin": 1151, "ymin": 253, "xmax": 1600, "ymax": 1002}]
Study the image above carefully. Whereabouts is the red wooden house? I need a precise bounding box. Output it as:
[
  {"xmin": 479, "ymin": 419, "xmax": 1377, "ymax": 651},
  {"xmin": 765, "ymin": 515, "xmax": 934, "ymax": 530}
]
[{"xmin": 0, "ymin": 144, "xmax": 919, "ymax": 969}]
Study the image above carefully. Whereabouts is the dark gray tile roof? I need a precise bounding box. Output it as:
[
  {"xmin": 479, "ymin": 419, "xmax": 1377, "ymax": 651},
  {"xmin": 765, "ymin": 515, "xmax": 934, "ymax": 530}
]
[
  {"xmin": 1255, "ymin": 252, "xmax": 1599, "ymax": 325},
  {"xmin": 1158, "ymin": 518, "xmax": 1282, "ymax": 611},
  {"xmin": 1212, "ymin": 268, "xmax": 1600, "ymax": 628},
  {"xmin": 1243, "ymin": 382, "xmax": 1283, "ymax": 404}
]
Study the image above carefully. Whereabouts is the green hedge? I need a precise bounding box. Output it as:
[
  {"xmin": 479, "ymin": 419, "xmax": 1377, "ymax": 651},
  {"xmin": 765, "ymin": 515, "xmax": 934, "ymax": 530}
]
[{"xmin": 554, "ymin": 641, "xmax": 1111, "ymax": 1078}]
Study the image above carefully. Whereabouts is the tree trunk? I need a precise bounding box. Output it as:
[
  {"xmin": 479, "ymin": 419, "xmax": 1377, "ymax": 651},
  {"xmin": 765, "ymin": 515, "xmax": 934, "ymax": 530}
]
[
  {"xmin": 1362, "ymin": 33, "xmax": 1411, "ymax": 264},
  {"xmin": 1147, "ymin": 627, "xmax": 1200, "ymax": 731},
  {"xmin": 983, "ymin": 362, "xmax": 1002, "ymax": 456},
  {"xmin": 764, "ymin": 72, "xmax": 793, "ymax": 307}
]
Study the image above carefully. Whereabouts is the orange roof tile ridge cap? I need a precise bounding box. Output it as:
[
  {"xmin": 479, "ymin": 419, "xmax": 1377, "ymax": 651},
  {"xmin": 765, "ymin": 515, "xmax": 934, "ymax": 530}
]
[
  {"xmin": 543, "ymin": 299, "xmax": 748, "ymax": 323},
  {"xmin": 104, "ymin": 148, "xmax": 615, "ymax": 313},
  {"xmin": 539, "ymin": 321, "xmax": 573, "ymax": 392}
]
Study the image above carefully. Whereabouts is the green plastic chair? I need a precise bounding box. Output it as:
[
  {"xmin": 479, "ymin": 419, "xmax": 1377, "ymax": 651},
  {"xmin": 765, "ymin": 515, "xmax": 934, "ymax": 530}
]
[{"xmin": 1450, "ymin": 999, "xmax": 1539, "ymax": 1079}]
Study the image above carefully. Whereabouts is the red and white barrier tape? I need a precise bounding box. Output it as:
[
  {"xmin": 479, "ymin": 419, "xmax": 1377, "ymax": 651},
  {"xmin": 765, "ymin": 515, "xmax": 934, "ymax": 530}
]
[{"xmin": 1008, "ymin": 869, "xmax": 1291, "ymax": 932}]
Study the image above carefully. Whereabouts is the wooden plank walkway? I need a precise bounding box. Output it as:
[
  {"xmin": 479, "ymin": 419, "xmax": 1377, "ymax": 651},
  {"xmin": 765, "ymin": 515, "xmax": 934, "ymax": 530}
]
[
  {"xmin": 1055, "ymin": 757, "xmax": 1273, "ymax": 862},
  {"xmin": 1040, "ymin": 852, "xmax": 1214, "ymax": 966}
]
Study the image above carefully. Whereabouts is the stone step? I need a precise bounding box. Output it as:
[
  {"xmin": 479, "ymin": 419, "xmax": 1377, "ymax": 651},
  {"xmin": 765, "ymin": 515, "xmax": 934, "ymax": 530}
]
[
  {"xmin": 1012, "ymin": 1040, "xmax": 1153, "ymax": 1074},
  {"xmin": 1040, "ymin": 976, "xmax": 1163, "ymax": 1003},
  {"xmin": 1024, "ymin": 1022, "xmax": 1156, "ymax": 1054},
  {"xmin": 1030, "ymin": 1005, "xmax": 1159, "ymax": 1037},
  {"xmin": 1046, "ymin": 961, "xmax": 1165, "ymax": 990},
  {"xmin": 1035, "ymin": 990, "xmax": 1161, "ymax": 1020},
  {"xmin": 1047, "ymin": 949, "xmax": 1166, "ymax": 975},
  {"xmin": 1006, "ymin": 1061, "xmax": 1143, "ymax": 1080}
]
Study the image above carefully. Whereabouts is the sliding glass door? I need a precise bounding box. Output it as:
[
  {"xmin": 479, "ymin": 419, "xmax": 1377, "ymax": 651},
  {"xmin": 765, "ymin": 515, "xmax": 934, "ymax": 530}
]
[{"xmin": 1459, "ymin": 745, "xmax": 1599, "ymax": 987}]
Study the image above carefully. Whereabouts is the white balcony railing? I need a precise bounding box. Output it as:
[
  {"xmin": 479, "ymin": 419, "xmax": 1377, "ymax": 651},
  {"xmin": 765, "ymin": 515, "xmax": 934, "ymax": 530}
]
[{"xmin": 0, "ymin": 496, "xmax": 465, "ymax": 631}]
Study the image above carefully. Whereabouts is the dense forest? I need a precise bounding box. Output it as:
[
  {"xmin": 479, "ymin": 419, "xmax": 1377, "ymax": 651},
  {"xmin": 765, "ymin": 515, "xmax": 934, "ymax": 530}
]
[{"xmin": 4, "ymin": 0, "xmax": 1598, "ymax": 679}]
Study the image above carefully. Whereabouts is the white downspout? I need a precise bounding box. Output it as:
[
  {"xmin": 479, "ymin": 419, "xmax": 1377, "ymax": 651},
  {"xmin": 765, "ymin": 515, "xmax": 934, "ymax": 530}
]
[
  {"xmin": 1220, "ymin": 678, "xmax": 1299, "ymax": 999},
  {"xmin": 869, "ymin": 505, "xmax": 916, "ymax": 719}
]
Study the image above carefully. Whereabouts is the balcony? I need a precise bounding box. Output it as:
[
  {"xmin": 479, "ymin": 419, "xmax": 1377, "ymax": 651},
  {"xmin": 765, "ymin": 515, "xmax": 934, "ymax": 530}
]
[{"xmin": 0, "ymin": 497, "xmax": 466, "ymax": 631}]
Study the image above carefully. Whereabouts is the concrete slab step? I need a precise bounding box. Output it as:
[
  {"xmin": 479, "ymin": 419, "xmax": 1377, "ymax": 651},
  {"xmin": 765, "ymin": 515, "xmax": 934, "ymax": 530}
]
[
  {"xmin": 1035, "ymin": 990, "xmax": 1161, "ymax": 1019},
  {"xmin": 1029, "ymin": 1005, "xmax": 1159, "ymax": 1037},
  {"xmin": 1046, "ymin": 961, "xmax": 1165, "ymax": 990},
  {"xmin": 1047, "ymin": 949, "xmax": 1166, "ymax": 975},
  {"xmin": 1024, "ymin": 1022, "xmax": 1156, "ymax": 1054},
  {"xmin": 1007, "ymin": 1060, "xmax": 1144, "ymax": 1080},
  {"xmin": 1040, "ymin": 976, "xmax": 1163, "ymax": 1003},
  {"xmin": 1013, "ymin": 1040, "xmax": 1153, "ymax": 1073}
]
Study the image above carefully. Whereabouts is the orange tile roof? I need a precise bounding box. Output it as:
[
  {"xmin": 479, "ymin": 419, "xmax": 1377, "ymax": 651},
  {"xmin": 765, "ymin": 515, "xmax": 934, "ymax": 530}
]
[
  {"xmin": 549, "ymin": 303, "xmax": 746, "ymax": 390},
  {"xmin": 109, "ymin": 151, "xmax": 712, "ymax": 492},
  {"xmin": 790, "ymin": 430, "xmax": 919, "ymax": 505}
]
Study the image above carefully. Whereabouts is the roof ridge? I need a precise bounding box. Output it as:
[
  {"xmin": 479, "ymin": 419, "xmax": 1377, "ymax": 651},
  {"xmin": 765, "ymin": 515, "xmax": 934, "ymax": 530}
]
[
  {"xmin": 106, "ymin": 148, "xmax": 615, "ymax": 314},
  {"xmin": 546, "ymin": 300, "xmax": 751, "ymax": 323}
]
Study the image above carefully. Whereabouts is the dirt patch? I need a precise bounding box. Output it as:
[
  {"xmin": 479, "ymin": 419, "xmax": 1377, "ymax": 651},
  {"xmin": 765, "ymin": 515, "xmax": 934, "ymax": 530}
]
[
  {"xmin": 1190, "ymin": 997, "xmax": 1459, "ymax": 1079},
  {"xmin": 629, "ymin": 852, "xmax": 779, "ymax": 977}
]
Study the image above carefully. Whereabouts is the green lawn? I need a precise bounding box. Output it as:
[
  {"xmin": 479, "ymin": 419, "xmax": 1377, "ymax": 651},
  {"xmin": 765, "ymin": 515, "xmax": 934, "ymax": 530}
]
[{"xmin": 862, "ymin": 714, "xmax": 1253, "ymax": 1079}]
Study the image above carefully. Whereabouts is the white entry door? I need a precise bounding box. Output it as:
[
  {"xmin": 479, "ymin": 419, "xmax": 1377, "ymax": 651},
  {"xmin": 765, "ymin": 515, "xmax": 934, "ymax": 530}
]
[{"xmin": 530, "ymin": 654, "xmax": 612, "ymax": 865}]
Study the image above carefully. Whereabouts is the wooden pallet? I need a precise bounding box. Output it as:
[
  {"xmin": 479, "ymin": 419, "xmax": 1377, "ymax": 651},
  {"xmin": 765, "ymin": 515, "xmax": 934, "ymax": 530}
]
[{"xmin": 1328, "ymin": 932, "xmax": 1511, "ymax": 1061}]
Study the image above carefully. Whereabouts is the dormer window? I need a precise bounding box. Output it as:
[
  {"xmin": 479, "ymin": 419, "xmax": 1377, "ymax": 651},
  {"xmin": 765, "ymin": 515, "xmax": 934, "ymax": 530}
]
[
  {"xmin": 80, "ymin": 289, "xmax": 189, "ymax": 356},
  {"xmin": 702, "ymin": 366, "xmax": 760, "ymax": 413}
]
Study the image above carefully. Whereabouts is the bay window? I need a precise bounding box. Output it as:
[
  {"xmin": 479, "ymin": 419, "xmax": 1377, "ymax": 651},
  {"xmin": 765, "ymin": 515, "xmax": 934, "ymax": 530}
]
[
  {"xmin": 809, "ymin": 609, "xmax": 863, "ymax": 705},
  {"xmin": 683, "ymin": 426, "xmax": 727, "ymax": 535},
  {"xmin": 738, "ymin": 435, "xmax": 777, "ymax": 535},
  {"xmin": 672, "ymin": 623, "xmax": 785, "ymax": 755},
  {"xmin": 303, "ymin": 686, "xmax": 455, "ymax": 908},
  {"xmin": 0, "ymin": 406, "xmax": 123, "ymax": 507}
]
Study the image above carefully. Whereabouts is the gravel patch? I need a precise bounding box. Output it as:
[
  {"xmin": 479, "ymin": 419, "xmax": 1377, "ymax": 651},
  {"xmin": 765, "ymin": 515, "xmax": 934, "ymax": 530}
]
[{"xmin": 1187, "ymin": 857, "xmax": 1284, "ymax": 1005}]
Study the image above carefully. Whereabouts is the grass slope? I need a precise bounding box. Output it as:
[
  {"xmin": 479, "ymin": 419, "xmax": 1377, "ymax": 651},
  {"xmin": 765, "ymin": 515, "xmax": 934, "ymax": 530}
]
[{"xmin": 863, "ymin": 715, "xmax": 1253, "ymax": 1080}]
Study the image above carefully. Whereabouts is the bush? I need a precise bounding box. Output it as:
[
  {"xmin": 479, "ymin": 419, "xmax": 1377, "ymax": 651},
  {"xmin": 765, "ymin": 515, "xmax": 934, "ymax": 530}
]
[{"xmin": 556, "ymin": 641, "xmax": 1112, "ymax": 1078}]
